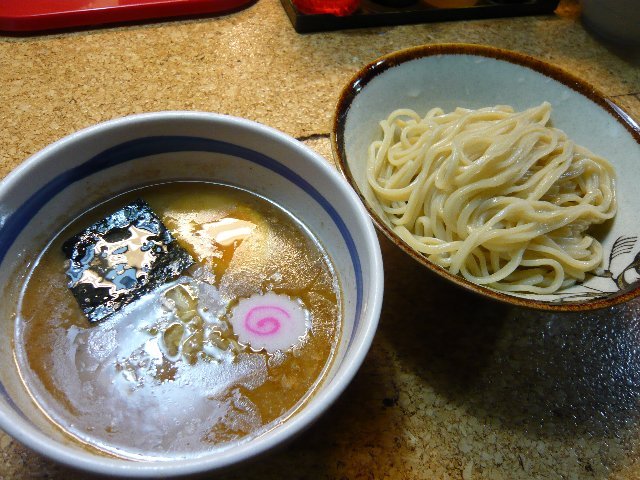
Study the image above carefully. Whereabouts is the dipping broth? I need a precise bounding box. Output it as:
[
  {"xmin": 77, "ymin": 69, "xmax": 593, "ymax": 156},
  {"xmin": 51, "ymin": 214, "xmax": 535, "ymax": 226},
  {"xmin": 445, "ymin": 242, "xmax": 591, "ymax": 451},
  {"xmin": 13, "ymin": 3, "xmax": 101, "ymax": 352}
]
[{"xmin": 12, "ymin": 182, "xmax": 341, "ymax": 460}]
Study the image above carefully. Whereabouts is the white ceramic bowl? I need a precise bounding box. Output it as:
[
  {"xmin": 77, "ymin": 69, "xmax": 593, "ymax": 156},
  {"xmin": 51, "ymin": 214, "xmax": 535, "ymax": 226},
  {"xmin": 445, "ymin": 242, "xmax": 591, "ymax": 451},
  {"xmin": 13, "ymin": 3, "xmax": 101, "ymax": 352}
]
[
  {"xmin": 582, "ymin": 0, "xmax": 640, "ymax": 47},
  {"xmin": 0, "ymin": 112, "xmax": 383, "ymax": 476},
  {"xmin": 333, "ymin": 43, "xmax": 640, "ymax": 311}
]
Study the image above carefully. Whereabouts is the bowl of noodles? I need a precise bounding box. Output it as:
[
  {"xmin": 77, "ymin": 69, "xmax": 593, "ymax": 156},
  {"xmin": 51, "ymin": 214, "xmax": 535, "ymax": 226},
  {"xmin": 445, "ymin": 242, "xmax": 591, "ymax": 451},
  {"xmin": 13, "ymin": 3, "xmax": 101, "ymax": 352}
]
[{"xmin": 332, "ymin": 43, "xmax": 640, "ymax": 310}]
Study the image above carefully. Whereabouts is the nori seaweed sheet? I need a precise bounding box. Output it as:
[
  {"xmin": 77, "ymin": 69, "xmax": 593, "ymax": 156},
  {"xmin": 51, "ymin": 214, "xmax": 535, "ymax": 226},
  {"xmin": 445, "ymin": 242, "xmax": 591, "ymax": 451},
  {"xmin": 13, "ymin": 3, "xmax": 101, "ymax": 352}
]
[{"xmin": 62, "ymin": 199, "xmax": 194, "ymax": 323}]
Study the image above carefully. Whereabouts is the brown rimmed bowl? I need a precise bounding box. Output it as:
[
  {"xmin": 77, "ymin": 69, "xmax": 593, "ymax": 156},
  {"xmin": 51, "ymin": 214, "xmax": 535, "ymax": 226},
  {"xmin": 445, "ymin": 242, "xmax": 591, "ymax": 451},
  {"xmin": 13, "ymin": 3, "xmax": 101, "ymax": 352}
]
[{"xmin": 332, "ymin": 43, "xmax": 640, "ymax": 311}]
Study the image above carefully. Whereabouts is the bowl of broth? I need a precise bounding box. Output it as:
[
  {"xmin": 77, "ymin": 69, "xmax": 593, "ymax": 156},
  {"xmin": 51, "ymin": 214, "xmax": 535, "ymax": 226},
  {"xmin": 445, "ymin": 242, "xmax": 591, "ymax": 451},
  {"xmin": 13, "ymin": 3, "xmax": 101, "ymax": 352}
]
[{"xmin": 0, "ymin": 112, "xmax": 383, "ymax": 476}]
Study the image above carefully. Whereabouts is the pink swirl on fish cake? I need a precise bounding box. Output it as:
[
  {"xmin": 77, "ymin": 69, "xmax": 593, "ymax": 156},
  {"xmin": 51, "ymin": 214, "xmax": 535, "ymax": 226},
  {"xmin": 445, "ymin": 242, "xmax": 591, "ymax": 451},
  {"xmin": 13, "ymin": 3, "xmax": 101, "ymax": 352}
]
[
  {"xmin": 229, "ymin": 292, "xmax": 308, "ymax": 352},
  {"xmin": 244, "ymin": 305, "xmax": 289, "ymax": 336}
]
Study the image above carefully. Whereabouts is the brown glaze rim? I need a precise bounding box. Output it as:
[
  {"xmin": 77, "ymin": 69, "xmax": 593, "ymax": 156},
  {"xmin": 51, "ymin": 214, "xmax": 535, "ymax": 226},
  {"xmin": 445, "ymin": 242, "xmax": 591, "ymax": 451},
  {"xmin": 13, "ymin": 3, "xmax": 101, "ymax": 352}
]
[{"xmin": 332, "ymin": 43, "xmax": 640, "ymax": 312}]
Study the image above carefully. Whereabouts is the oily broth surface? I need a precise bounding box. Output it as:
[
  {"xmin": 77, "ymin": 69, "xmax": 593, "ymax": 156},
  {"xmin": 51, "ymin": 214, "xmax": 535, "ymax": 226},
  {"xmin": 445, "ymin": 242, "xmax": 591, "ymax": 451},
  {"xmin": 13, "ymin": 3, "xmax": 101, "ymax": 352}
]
[{"xmin": 14, "ymin": 182, "xmax": 341, "ymax": 460}]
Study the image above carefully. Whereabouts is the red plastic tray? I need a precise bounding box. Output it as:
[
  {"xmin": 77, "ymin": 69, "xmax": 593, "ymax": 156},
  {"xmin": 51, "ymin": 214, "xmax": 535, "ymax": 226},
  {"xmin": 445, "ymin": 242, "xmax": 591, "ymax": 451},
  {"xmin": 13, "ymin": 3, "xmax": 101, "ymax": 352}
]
[{"xmin": 0, "ymin": 0, "xmax": 255, "ymax": 33}]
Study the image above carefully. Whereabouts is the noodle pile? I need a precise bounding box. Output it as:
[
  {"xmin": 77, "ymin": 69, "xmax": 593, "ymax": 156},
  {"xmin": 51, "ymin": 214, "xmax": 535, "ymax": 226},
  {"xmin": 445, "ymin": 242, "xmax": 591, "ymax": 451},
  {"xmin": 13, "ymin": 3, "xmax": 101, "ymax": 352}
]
[{"xmin": 367, "ymin": 102, "xmax": 616, "ymax": 294}]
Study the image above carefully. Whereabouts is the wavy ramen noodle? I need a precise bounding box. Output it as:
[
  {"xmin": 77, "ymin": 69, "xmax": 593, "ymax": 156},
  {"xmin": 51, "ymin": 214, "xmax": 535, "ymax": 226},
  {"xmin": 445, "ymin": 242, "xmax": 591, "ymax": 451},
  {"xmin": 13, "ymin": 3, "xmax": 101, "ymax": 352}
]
[{"xmin": 367, "ymin": 102, "xmax": 616, "ymax": 294}]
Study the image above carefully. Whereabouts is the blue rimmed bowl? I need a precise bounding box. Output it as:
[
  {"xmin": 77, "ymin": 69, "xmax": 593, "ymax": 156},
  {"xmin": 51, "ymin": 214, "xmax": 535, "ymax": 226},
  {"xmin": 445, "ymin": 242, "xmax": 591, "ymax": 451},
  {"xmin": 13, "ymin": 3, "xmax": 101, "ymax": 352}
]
[{"xmin": 0, "ymin": 112, "xmax": 383, "ymax": 477}]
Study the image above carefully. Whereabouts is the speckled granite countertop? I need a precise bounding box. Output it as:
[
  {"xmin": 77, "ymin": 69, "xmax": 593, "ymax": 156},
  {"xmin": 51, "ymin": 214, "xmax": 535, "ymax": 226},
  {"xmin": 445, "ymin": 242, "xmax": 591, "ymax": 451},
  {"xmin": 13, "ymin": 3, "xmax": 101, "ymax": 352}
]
[{"xmin": 1, "ymin": 1, "xmax": 639, "ymax": 478}]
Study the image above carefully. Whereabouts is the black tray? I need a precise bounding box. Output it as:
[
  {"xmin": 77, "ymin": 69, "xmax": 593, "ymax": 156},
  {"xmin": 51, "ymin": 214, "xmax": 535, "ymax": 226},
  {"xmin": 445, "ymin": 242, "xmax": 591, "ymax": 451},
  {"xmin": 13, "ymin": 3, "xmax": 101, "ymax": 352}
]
[{"xmin": 281, "ymin": 0, "xmax": 560, "ymax": 33}]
